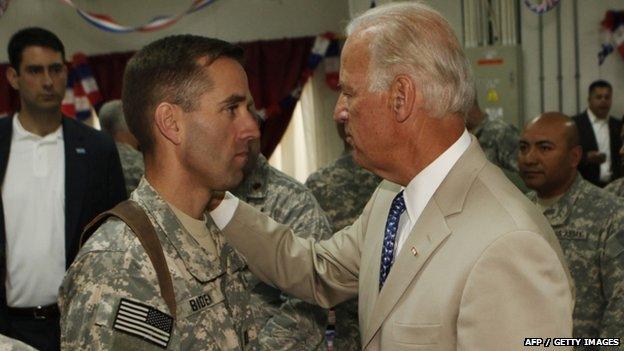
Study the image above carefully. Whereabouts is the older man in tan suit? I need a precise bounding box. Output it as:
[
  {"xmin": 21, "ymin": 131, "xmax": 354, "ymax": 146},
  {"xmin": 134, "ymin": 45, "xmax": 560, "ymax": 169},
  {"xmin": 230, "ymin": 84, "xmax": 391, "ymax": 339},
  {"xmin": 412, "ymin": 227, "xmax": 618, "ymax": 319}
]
[{"xmin": 211, "ymin": 3, "xmax": 574, "ymax": 350}]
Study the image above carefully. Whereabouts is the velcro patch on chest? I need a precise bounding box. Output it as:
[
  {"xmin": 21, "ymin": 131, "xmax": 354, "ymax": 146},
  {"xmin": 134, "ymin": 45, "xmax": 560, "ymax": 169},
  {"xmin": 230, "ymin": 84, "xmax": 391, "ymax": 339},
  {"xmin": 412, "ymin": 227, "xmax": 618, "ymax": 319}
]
[
  {"xmin": 178, "ymin": 288, "xmax": 225, "ymax": 318},
  {"xmin": 113, "ymin": 298, "xmax": 173, "ymax": 349}
]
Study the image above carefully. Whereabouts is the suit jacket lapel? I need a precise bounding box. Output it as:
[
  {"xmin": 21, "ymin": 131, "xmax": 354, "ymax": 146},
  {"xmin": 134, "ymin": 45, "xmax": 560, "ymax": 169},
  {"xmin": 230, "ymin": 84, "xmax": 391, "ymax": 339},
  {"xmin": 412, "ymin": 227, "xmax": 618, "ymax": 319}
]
[
  {"xmin": 0, "ymin": 116, "xmax": 13, "ymax": 185},
  {"xmin": 63, "ymin": 118, "xmax": 88, "ymax": 266},
  {"xmin": 361, "ymin": 137, "xmax": 486, "ymax": 348},
  {"xmin": 0, "ymin": 116, "xmax": 12, "ymax": 310},
  {"xmin": 362, "ymin": 201, "xmax": 451, "ymax": 347},
  {"xmin": 358, "ymin": 182, "xmax": 398, "ymax": 335}
]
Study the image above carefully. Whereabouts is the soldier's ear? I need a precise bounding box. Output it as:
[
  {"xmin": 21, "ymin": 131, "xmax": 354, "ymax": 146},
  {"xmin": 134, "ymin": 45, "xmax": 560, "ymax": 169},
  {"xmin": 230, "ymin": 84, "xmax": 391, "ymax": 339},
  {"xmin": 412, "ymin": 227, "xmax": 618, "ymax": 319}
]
[
  {"xmin": 154, "ymin": 102, "xmax": 182, "ymax": 146},
  {"xmin": 570, "ymin": 145, "xmax": 582, "ymax": 168}
]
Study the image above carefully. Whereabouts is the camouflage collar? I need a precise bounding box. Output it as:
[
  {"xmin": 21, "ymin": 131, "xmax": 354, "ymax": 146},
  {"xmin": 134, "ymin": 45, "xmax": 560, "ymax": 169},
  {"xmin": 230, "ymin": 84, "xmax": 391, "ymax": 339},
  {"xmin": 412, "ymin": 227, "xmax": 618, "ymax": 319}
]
[
  {"xmin": 131, "ymin": 178, "xmax": 225, "ymax": 283},
  {"xmin": 232, "ymin": 154, "xmax": 269, "ymax": 200},
  {"xmin": 533, "ymin": 174, "xmax": 584, "ymax": 226}
]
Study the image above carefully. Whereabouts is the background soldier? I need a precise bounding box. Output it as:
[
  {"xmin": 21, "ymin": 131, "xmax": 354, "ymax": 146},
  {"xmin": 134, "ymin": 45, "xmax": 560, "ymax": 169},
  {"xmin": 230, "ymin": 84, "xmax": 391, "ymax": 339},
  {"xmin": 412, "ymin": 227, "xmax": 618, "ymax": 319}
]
[
  {"xmin": 519, "ymin": 112, "xmax": 624, "ymax": 347},
  {"xmin": 305, "ymin": 122, "xmax": 380, "ymax": 351},
  {"xmin": 60, "ymin": 35, "xmax": 261, "ymax": 350},
  {"xmin": 232, "ymin": 135, "xmax": 331, "ymax": 350},
  {"xmin": 98, "ymin": 99, "xmax": 144, "ymax": 195}
]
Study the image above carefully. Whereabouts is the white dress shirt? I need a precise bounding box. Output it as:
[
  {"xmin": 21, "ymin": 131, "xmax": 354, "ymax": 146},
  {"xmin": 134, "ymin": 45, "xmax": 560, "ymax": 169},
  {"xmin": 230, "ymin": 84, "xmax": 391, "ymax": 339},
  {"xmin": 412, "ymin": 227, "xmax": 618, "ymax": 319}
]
[
  {"xmin": 1, "ymin": 114, "xmax": 66, "ymax": 307},
  {"xmin": 211, "ymin": 129, "xmax": 472, "ymax": 259},
  {"xmin": 394, "ymin": 129, "xmax": 471, "ymax": 256},
  {"xmin": 587, "ymin": 109, "xmax": 612, "ymax": 182}
]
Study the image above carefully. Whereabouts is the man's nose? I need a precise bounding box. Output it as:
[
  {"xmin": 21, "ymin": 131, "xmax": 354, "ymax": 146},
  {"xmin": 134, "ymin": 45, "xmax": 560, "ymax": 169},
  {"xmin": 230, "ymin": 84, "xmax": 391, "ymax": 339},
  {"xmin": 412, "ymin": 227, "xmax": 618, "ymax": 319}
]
[{"xmin": 333, "ymin": 95, "xmax": 348, "ymax": 123}]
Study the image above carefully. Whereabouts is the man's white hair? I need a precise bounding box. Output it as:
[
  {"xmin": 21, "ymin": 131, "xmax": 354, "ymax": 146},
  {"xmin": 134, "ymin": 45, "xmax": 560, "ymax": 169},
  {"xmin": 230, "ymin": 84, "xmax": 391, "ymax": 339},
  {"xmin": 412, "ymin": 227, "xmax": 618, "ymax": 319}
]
[{"xmin": 346, "ymin": 1, "xmax": 475, "ymax": 118}]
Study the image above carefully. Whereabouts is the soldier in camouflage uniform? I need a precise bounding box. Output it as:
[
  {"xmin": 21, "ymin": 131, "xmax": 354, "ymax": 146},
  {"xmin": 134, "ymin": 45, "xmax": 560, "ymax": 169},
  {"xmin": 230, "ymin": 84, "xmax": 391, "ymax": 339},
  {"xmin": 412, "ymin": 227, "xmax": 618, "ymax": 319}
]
[
  {"xmin": 466, "ymin": 99, "xmax": 519, "ymax": 172},
  {"xmin": 305, "ymin": 124, "xmax": 381, "ymax": 351},
  {"xmin": 0, "ymin": 335, "xmax": 36, "ymax": 351},
  {"xmin": 519, "ymin": 112, "xmax": 624, "ymax": 349},
  {"xmin": 59, "ymin": 35, "xmax": 262, "ymax": 350},
  {"xmin": 605, "ymin": 177, "xmax": 624, "ymax": 197},
  {"xmin": 231, "ymin": 140, "xmax": 332, "ymax": 350},
  {"xmin": 98, "ymin": 99, "xmax": 145, "ymax": 195},
  {"xmin": 60, "ymin": 179, "xmax": 257, "ymax": 350}
]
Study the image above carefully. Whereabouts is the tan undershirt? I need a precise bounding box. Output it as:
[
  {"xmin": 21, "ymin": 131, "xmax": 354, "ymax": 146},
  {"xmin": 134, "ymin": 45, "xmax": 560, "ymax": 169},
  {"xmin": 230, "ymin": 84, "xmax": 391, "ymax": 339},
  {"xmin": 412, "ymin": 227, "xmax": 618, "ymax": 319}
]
[
  {"xmin": 535, "ymin": 194, "xmax": 564, "ymax": 213},
  {"xmin": 168, "ymin": 202, "xmax": 218, "ymax": 256}
]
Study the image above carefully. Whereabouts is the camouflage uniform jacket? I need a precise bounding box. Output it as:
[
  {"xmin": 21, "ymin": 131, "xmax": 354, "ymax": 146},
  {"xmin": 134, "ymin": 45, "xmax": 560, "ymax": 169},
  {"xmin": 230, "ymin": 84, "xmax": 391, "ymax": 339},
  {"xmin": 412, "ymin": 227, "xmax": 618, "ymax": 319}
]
[
  {"xmin": 0, "ymin": 335, "xmax": 36, "ymax": 351},
  {"xmin": 473, "ymin": 115, "xmax": 520, "ymax": 172},
  {"xmin": 305, "ymin": 152, "xmax": 381, "ymax": 351},
  {"xmin": 605, "ymin": 177, "xmax": 624, "ymax": 198},
  {"xmin": 116, "ymin": 142, "xmax": 144, "ymax": 195},
  {"xmin": 527, "ymin": 176, "xmax": 624, "ymax": 348},
  {"xmin": 59, "ymin": 178, "xmax": 257, "ymax": 350},
  {"xmin": 232, "ymin": 155, "xmax": 332, "ymax": 350}
]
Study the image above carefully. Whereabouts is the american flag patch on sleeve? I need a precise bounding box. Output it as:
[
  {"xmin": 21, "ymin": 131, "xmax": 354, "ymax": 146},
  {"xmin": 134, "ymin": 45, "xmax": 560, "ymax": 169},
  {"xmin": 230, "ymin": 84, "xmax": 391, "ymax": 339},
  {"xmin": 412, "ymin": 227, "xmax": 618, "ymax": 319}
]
[{"xmin": 113, "ymin": 298, "xmax": 174, "ymax": 348}]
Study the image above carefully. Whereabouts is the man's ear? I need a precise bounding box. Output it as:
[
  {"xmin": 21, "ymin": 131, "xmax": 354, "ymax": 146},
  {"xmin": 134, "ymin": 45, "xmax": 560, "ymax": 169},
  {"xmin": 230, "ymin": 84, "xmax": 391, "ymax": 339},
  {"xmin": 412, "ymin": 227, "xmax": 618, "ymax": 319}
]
[
  {"xmin": 389, "ymin": 74, "xmax": 416, "ymax": 123},
  {"xmin": 154, "ymin": 102, "xmax": 182, "ymax": 146},
  {"xmin": 6, "ymin": 67, "xmax": 19, "ymax": 90},
  {"xmin": 570, "ymin": 145, "xmax": 583, "ymax": 168}
]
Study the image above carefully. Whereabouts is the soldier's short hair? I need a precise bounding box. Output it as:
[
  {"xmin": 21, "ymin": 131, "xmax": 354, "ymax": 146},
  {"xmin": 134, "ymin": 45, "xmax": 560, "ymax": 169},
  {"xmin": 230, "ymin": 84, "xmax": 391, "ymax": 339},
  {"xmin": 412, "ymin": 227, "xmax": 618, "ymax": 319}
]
[{"xmin": 122, "ymin": 35, "xmax": 244, "ymax": 154}]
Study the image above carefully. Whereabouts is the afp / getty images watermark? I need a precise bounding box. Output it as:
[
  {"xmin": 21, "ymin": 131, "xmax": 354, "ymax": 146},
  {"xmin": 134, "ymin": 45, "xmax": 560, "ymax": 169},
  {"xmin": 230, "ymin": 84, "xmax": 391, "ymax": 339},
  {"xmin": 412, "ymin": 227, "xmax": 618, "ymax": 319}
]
[{"xmin": 524, "ymin": 338, "xmax": 620, "ymax": 348}]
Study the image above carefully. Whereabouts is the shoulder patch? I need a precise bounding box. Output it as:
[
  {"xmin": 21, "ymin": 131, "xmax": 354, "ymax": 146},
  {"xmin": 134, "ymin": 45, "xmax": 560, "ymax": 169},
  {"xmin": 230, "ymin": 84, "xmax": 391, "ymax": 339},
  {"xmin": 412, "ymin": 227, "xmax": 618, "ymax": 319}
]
[{"xmin": 113, "ymin": 298, "xmax": 173, "ymax": 349}]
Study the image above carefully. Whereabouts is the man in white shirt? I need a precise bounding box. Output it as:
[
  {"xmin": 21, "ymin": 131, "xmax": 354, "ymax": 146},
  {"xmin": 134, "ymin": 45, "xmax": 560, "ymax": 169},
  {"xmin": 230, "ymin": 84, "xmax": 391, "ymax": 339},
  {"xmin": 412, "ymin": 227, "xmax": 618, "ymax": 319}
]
[
  {"xmin": 0, "ymin": 27, "xmax": 126, "ymax": 351},
  {"xmin": 573, "ymin": 80, "xmax": 623, "ymax": 187},
  {"xmin": 210, "ymin": 3, "xmax": 574, "ymax": 350}
]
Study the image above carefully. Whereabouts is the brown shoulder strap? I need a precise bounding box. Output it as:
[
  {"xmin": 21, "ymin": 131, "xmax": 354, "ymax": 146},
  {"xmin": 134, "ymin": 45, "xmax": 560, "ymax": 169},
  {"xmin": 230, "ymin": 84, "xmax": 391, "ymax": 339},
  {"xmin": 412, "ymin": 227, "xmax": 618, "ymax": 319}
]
[{"xmin": 81, "ymin": 200, "xmax": 177, "ymax": 318}]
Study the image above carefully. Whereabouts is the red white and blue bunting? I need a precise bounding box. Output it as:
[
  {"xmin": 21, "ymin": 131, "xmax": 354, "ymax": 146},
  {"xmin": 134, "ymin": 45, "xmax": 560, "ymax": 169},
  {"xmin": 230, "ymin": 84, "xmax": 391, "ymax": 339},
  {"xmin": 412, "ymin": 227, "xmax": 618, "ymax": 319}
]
[
  {"xmin": 61, "ymin": 53, "xmax": 102, "ymax": 120},
  {"xmin": 0, "ymin": 0, "xmax": 10, "ymax": 18},
  {"xmin": 57, "ymin": 0, "xmax": 217, "ymax": 33},
  {"xmin": 523, "ymin": 0, "xmax": 560, "ymax": 15},
  {"xmin": 598, "ymin": 11, "xmax": 624, "ymax": 65},
  {"xmin": 258, "ymin": 33, "xmax": 341, "ymax": 121}
]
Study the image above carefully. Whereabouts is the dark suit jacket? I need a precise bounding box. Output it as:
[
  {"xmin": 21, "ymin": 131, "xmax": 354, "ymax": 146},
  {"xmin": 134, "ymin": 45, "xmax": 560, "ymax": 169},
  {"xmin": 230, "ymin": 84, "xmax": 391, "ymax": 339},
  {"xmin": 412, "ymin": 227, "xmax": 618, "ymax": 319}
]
[
  {"xmin": 0, "ymin": 115, "xmax": 126, "ymax": 331},
  {"xmin": 573, "ymin": 111, "xmax": 622, "ymax": 186}
]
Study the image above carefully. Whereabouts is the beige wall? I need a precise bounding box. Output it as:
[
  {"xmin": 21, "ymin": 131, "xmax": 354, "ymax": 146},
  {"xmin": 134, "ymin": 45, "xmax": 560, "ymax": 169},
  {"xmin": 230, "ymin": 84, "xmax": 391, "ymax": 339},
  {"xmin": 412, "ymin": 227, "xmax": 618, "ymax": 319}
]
[{"xmin": 0, "ymin": 0, "xmax": 350, "ymax": 63}]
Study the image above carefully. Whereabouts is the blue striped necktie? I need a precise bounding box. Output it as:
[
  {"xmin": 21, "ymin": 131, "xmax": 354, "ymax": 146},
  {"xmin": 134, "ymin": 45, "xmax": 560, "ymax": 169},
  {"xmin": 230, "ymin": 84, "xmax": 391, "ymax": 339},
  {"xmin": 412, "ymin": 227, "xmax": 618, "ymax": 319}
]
[{"xmin": 379, "ymin": 190, "xmax": 406, "ymax": 290}]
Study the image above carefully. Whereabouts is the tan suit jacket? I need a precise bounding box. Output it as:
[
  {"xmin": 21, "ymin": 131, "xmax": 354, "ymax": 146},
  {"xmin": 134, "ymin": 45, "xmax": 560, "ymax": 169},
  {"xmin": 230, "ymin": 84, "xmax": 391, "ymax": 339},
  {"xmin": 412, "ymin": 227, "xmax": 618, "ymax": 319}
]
[{"xmin": 223, "ymin": 138, "xmax": 574, "ymax": 350}]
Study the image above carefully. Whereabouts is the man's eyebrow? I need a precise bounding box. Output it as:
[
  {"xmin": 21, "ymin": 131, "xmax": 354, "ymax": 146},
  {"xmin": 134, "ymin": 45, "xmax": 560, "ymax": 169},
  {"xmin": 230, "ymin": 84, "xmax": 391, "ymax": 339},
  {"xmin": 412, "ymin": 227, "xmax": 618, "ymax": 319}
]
[{"xmin": 219, "ymin": 94, "xmax": 246, "ymax": 107}]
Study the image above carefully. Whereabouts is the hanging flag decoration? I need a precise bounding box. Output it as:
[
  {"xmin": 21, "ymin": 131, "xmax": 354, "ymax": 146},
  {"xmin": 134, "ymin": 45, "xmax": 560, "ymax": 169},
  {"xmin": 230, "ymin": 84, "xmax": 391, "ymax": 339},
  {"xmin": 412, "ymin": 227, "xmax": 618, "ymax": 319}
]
[
  {"xmin": 61, "ymin": 53, "xmax": 102, "ymax": 120},
  {"xmin": 0, "ymin": 0, "xmax": 10, "ymax": 18},
  {"xmin": 598, "ymin": 10, "xmax": 624, "ymax": 65},
  {"xmin": 57, "ymin": 0, "xmax": 217, "ymax": 33},
  {"xmin": 324, "ymin": 40, "xmax": 341, "ymax": 91},
  {"xmin": 523, "ymin": 0, "xmax": 560, "ymax": 15},
  {"xmin": 259, "ymin": 33, "xmax": 342, "ymax": 120}
]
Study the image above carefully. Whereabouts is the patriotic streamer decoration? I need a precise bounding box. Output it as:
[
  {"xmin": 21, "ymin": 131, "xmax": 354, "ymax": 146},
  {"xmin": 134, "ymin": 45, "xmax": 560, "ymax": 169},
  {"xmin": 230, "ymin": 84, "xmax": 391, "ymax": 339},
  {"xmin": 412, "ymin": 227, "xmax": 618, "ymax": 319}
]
[
  {"xmin": 523, "ymin": 0, "xmax": 560, "ymax": 15},
  {"xmin": 61, "ymin": 53, "xmax": 102, "ymax": 120},
  {"xmin": 259, "ymin": 33, "xmax": 342, "ymax": 120},
  {"xmin": 0, "ymin": 0, "xmax": 10, "ymax": 18},
  {"xmin": 57, "ymin": 0, "xmax": 217, "ymax": 33},
  {"xmin": 598, "ymin": 11, "xmax": 624, "ymax": 65}
]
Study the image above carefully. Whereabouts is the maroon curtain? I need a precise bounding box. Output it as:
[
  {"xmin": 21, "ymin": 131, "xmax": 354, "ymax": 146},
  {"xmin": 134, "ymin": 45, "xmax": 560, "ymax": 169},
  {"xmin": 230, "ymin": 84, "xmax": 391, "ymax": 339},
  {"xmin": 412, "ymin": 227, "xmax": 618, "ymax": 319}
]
[
  {"xmin": 0, "ymin": 37, "xmax": 314, "ymax": 157},
  {"xmin": 240, "ymin": 37, "xmax": 314, "ymax": 157},
  {"xmin": 0, "ymin": 63, "xmax": 20, "ymax": 116}
]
